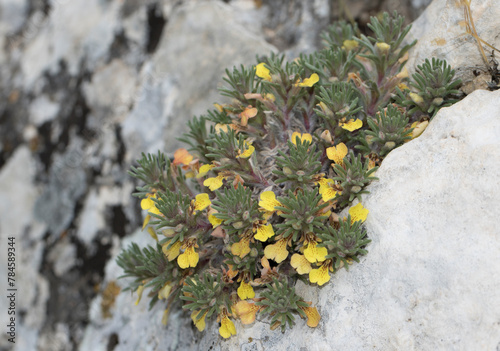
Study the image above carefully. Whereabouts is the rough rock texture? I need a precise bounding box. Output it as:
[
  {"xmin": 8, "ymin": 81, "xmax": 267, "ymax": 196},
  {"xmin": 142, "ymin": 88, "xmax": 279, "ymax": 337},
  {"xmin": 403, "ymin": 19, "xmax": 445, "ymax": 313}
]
[
  {"xmin": 78, "ymin": 89, "xmax": 500, "ymax": 350},
  {"xmin": 0, "ymin": 0, "xmax": 435, "ymax": 350},
  {"xmin": 406, "ymin": 0, "xmax": 500, "ymax": 93}
]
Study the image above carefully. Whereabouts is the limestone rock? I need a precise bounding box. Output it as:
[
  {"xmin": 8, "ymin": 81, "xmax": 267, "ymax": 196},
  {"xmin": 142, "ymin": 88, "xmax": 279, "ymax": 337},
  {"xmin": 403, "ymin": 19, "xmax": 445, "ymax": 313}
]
[
  {"xmin": 81, "ymin": 88, "xmax": 500, "ymax": 351},
  {"xmin": 122, "ymin": 1, "xmax": 277, "ymax": 161},
  {"xmin": 406, "ymin": 0, "xmax": 500, "ymax": 91}
]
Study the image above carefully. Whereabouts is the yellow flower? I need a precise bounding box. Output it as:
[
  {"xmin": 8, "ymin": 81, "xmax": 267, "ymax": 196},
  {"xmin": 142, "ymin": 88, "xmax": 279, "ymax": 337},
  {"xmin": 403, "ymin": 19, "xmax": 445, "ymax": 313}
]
[
  {"xmin": 194, "ymin": 193, "xmax": 211, "ymax": 212},
  {"xmin": 300, "ymin": 306, "xmax": 321, "ymax": 328},
  {"xmin": 161, "ymin": 307, "xmax": 170, "ymax": 326},
  {"xmin": 141, "ymin": 195, "xmax": 161, "ymax": 215},
  {"xmin": 204, "ymin": 174, "xmax": 225, "ymax": 191},
  {"xmin": 157, "ymin": 282, "xmax": 173, "ymax": 300},
  {"xmin": 234, "ymin": 300, "xmax": 260, "ymax": 325},
  {"xmin": 172, "ymin": 148, "xmax": 194, "ymax": 166},
  {"xmin": 291, "ymin": 132, "xmax": 312, "ymax": 145},
  {"xmin": 147, "ymin": 227, "xmax": 158, "ymax": 241},
  {"xmin": 411, "ymin": 120, "xmax": 429, "ymax": 139},
  {"xmin": 231, "ymin": 237, "xmax": 251, "ymax": 258},
  {"xmin": 303, "ymin": 241, "xmax": 328, "ymax": 263},
  {"xmin": 295, "ymin": 73, "xmax": 319, "ymax": 87},
  {"xmin": 177, "ymin": 245, "xmax": 199, "ymax": 269},
  {"xmin": 162, "ymin": 240, "xmax": 182, "ymax": 261},
  {"xmin": 239, "ymin": 106, "xmax": 258, "ymax": 126},
  {"xmin": 259, "ymin": 191, "xmax": 282, "ymax": 212},
  {"xmin": 191, "ymin": 310, "xmax": 208, "ymax": 332},
  {"xmin": 236, "ymin": 141, "xmax": 255, "ymax": 159},
  {"xmin": 254, "ymin": 223, "xmax": 275, "ymax": 242},
  {"xmin": 208, "ymin": 213, "xmax": 223, "ymax": 228},
  {"xmin": 339, "ymin": 119, "xmax": 363, "ymax": 132},
  {"xmin": 219, "ymin": 315, "xmax": 237, "ymax": 338},
  {"xmin": 318, "ymin": 178, "xmax": 339, "ymax": 202},
  {"xmin": 326, "ymin": 143, "xmax": 348, "ymax": 165},
  {"xmin": 290, "ymin": 254, "xmax": 312, "ymax": 274},
  {"xmin": 256, "ymin": 62, "xmax": 271, "ymax": 81},
  {"xmin": 134, "ymin": 285, "xmax": 145, "ymax": 305},
  {"xmin": 342, "ymin": 39, "xmax": 359, "ymax": 51},
  {"xmin": 309, "ymin": 263, "xmax": 330, "ymax": 286},
  {"xmin": 409, "ymin": 92, "xmax": 424, "ymax": 106},
  {"xmin": 196, "ymin": 164, "xmax": 215, "ymax": 178},
  {"xmin": 237, "ymin": 280, "xmax": 255, "ymax": 300},
  {"xmin": 264, "ymin": 238, "xmax": 289, "ymax": 263},
  {"xmin": 348, "ymin": 203, "xmax": 369, "ymax": 223}
]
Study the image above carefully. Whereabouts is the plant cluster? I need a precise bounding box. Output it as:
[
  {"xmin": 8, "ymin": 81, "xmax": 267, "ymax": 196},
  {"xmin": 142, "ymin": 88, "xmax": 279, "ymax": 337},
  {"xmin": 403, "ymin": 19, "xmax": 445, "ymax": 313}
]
[{"xmin": 117, "ymin": 12, "xmax": 462, "ymax": 338}]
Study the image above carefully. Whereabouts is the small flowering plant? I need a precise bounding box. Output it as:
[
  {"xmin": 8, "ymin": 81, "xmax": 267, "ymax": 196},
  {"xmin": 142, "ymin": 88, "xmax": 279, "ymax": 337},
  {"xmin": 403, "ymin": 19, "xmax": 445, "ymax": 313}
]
[{"xmin": 117, "ymin": 12, "xmax": 462, "ymax": 338}]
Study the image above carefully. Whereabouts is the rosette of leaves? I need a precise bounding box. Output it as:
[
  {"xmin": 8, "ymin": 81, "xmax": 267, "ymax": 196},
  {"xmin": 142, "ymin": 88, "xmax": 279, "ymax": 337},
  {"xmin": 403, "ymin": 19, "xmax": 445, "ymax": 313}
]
[
  {"xmin": 315, "ymin": 81, "xmax": 363, "ymax": 139},
  {"xmin": 273, "ymin": 138, "xmax": 323, "ymax": 189},
  {"xmin": 394, "ymin": 57, "xmax": 462, "ymax": 118},
  {"xmin": 117, "ymin": 243, "xmax": 179, "ymax": 309},
  {"xmin": 354, "ymin": 11, "xmax": 417, "ymax": 116},
  {"xmin": 211, "ymin": 184, "xmax": 259, "ymax": 236},
  {"xmin": 317, "ymin": 216, "xmax": 371, "ymax": 270},
  {"xmin": 332, "ymin": 152, "xmax": 378, "ymax": 207},
  {"xmin": 275, "ymin": 188, "xmax": 329, "ymax": 242},
  {"xmin": 180, "ymin": 272, "xmax": 232, "ymax": 323},
  {"xmin": 255, "ymin": 278, "xmax": 310, "ymax": 332},
  {"xmin": 356, "ymin": 103, "xmax": 411, "ymax": 159}
]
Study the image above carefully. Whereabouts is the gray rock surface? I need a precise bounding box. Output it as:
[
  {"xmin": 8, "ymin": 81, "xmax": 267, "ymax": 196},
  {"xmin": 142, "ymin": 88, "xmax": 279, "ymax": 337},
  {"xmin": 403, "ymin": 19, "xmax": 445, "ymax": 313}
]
[
  {"xmin": 79, "ymin": 88, "xmax": 500, "ymax": 351},
  {"xmin": 0, "ymin": 0, "xmax": 441, "ymax": 350},
  {"xmin": 406, "ymin": 0, "xmax": 500, "ymax": 92}
]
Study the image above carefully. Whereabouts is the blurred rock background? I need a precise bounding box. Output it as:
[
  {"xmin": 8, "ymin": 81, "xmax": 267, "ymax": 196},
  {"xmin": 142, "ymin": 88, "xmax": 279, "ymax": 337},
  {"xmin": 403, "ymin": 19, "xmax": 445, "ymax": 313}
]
[{"xmin": 0, "ymin": 0, "xmax": 456, "ymax": 350}]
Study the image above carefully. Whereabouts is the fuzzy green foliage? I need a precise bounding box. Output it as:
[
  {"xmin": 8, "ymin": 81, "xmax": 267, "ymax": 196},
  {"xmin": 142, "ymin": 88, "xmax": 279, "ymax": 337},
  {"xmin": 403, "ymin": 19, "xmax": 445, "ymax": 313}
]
[
  {"xmin": 395, "ymin": 57, "xmax": 462, "ymax": 118},
  {"xmin": 117, "ymin": 11, "xmax": 464, "ymax": 339}
]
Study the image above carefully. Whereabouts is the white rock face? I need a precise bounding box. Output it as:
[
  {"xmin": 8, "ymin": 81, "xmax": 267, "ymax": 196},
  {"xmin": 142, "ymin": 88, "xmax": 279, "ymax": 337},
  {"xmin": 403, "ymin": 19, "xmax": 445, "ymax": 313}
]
[
  {"xmin": 80, "ymin": 89, "xmax": 500, "ymax": 350},
  {"xmin": 406, "ymin": 0, "xmax": 500, "ymax": 91}
]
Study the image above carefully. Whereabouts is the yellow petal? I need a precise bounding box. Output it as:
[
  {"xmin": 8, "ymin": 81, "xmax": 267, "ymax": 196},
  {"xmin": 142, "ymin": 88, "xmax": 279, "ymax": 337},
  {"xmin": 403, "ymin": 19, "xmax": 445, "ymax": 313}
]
[
  {"xmin": 291, "ymin": 132, "xmax": 312, "ymax": 145},
  {"xmin": 158, "ymin": 282, "xmax": 172, "ymax": 300},
  {"xmin": 237, "ymin": 141, "xmax": 255, "ymax": 159},
  {"xmin": 194, "ymin": 193, "xmax": 211, "ymax": 212},
  {"xmin": 219, "ymin": 316, "xmax": 237, "ymax": 338},
  {"xmin": 237, "ymin": 281, "xmax": 256, "ymax": 300},
  {"xmin": 204, "ymin": 174, "xmax": 225, "ymax": 191},
  {"xmin": 264, "ymin": 238, "xmax": 289, "ymax": 263},
  {"xmin": 412, "ymin": 120, "xmax": 429, "ymax": 139},
  {"xmin": 147, "ymin": 227, "xmax": 158, "ymax": 241},
  {"xmin": 309, "ymin": 265, "xmax": 330, "ymax": 286},
  {"xmin": 301, "ymin": 306, "xmax": 320, "ymax": 327},
  {"xmin": 326, "ymin": 143, "xmax": 348, "ymax": 165},
  {"xmin": 134, "ymin": 285, "xmax": 145, "ymax": 306},
  {"xmin": 339, "ymin": 119, "xmax": 363, "ymax": 132},
  {"xmin": 348, "ymin": 202, "xmax": 369, "ymax": 223},
  {"xmin": 256, "ymin": 62, "xmax": 271, "ymax": 81},
  {"xmin": 234, "ymin": 300, "xmax": 260, "ymax": 325},
  {"xmin": 177, "ymin": 246, "xmax": 199, "ymax": 269},
  {"xmin": 161, "ymin": 307, "xmax": 170, "ymax": 326},
  {"xmin": 304, "ymin": 242, "xmax": 328, "ymax": 263},
  {"xmin": 162, "ymin": 241, "xmax": 181, "ymax": 261},
  {"xmin": 141, "ymin": 197, "xmax": 155, "ymax": 210},
  {"xmin": 259, "ymin": 191, "xmax": 282, "ymax": 212},
  {"xmin": 254, "ymin": 223, "xmax": 275, "ymax": 242},
  {"xmin": 208, "ymin": 214, "xmax": 223, "ymax": 228},
  {"xmin": 290, "ymin": 254, "xmax": 312, "ymax": 274},
  {"xmin": 231, "ymin": 237, "xmax": 251, "ymax": 258},
  {"xmin": 191, "ymin": 310, "xmax": 207, "ymax": 332},
  {"xmin": 197, "ymin": 164, "xmax": 215, "ymax": 178},
  {"xmin": 296, "ymin": 73, "xmax": 319, "ymax": 87},
  {"xmin": 142, "ymin": 214, "xmax": 151, "ymax": 230}
]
